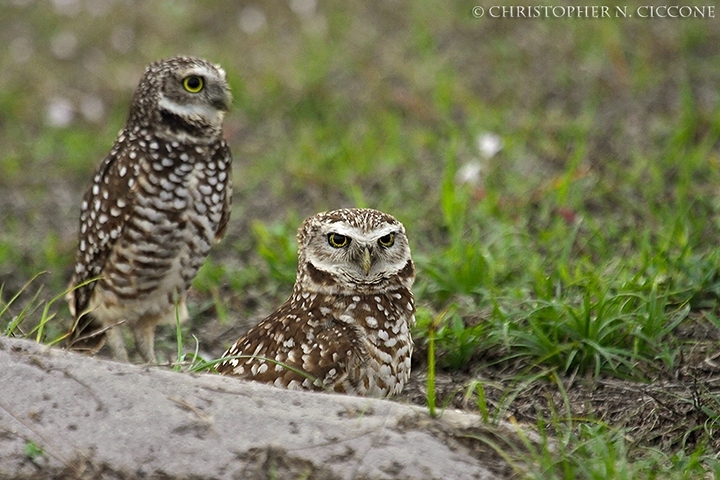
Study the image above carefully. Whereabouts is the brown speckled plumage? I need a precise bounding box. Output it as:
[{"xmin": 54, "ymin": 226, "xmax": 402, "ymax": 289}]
[
  {"xmin": 217, "ymin": 208, "xmax": 415, "ymax": 398},
  {"xmin": 66, "ymin": 56, "xmax": 233, "ymax": 363}
]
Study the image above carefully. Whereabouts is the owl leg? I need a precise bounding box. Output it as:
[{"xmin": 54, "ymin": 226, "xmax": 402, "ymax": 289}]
[
  {"xmin": 105, "ymin": 325, "xmax": 130, "ymax": 363},
  {"xmin": 133, "ymin": 315, "xmax": 159, "ymax": 364}
]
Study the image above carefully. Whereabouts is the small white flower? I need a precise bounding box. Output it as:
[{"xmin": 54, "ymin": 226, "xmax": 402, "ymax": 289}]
[
  {"xmin": 46, "ymin": 97, "xmax": 74, "ymax": 128},
  {"xmin": 476, "ymin": 132, "xmax": 503, "ymax": 159},
  {"xmin": 455, "ymin": 161, "xmax": 483, "ymax": 186}
]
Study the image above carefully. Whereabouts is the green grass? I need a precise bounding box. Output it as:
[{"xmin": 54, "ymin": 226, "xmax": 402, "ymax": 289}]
[
  {"xmin": 2, "ymin": 0, "xmax": 720, "ymax": 477},
  {"xmin": 24, "ymin": 441, "xmax": 45, "ymax": 464}
]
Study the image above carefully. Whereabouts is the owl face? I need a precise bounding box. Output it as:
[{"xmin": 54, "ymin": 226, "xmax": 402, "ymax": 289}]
[
  {"xmin": 129, "ymin": 56, "xmax": 232, "ymax": 133},
  {"xmin": 298, "ymin": 209, "xmax": 414, "ymax": 293},
  {"xmin": 157, "ymin": 60, "xmax": 231, "ymax": 127}
]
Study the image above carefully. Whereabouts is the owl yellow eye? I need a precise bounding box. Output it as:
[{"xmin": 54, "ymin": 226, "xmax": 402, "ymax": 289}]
[
  {"xmin": 328, "ymin": 233, "xmax": 350, "ymax": 248},
  {"xmin": 378, "ymin": 233, "xmax": 395, "ymax": 248},
  {"xmin": 183, "ymin": 76, "xmax": 204, "ymax": 93}
]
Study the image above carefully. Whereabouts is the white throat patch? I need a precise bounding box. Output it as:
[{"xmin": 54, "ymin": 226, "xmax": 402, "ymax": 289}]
[{"xmin": 157, "ymin": 95, "xmax": 225, "ymax": 127}]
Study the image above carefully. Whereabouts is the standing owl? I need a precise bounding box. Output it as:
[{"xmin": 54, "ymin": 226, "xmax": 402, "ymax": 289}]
[
  {"xmin": 216, "ymin": 208, "xmax": 416, "ymax": 398},
  {"xmin": 66, "ymin": 56, "xmax": 233, "ymax": 363}
]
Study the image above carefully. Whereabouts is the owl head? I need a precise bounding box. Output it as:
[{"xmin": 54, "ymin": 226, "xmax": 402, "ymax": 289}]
[
  {"xmin": 296, "ymin": 208, "xmax": 415, "ymax": 295},
  {"xmin": 129, "ymin": 56, "xmax": 232, "ymax": 132}
]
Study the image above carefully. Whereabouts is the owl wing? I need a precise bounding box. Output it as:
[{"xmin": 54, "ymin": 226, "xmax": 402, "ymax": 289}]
[
  {"xmin": 213, "ymin": 140, "xmax": 232, "ymax": 242},
  {"xmin": 216, "ymin": 303, "xmax": 367, "ymax": 393},
  {"xmin": 66, "ymin": 144, "xmax": 138, "ymax": 319}
]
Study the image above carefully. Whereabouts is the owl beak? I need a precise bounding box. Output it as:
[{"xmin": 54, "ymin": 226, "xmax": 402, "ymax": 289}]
[
  {"xmin": 360, "ymin": 247, "xmax": 372, "ymax": 276},
  {"xmin": 210, "ymin": 86, "xmax": 232, "ymax": 112},
  {"xmin": 214, "ymin": 94, "xmax": 232, "ymax": 112}
]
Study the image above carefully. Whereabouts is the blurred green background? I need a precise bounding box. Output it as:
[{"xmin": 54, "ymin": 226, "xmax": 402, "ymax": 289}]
[
  {"xmin": 2, "ymin": 0, "xmax": 719, "ymax": 355},
  {"xmin": 2, "ymin": 0, "xmax": 720, "ymax": 476},
  {"xmin": 2, "ymin": 0, "xmax": 720, "ymax": 356}
]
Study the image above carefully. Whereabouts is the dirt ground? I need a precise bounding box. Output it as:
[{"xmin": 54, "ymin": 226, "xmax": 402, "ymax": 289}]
[{"xmin": 401, "ymin": 316, "xmax": 720, "ymax": 457}]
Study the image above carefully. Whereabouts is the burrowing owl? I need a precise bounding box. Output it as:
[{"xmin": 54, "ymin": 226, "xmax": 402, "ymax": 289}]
[
  {"xmin": 66, "ymin": 56, "xmax": 233, "ymax": 363},
  {"xmin": 216, "ymin": 208, "xmax": 415, "ymax": 398}
]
